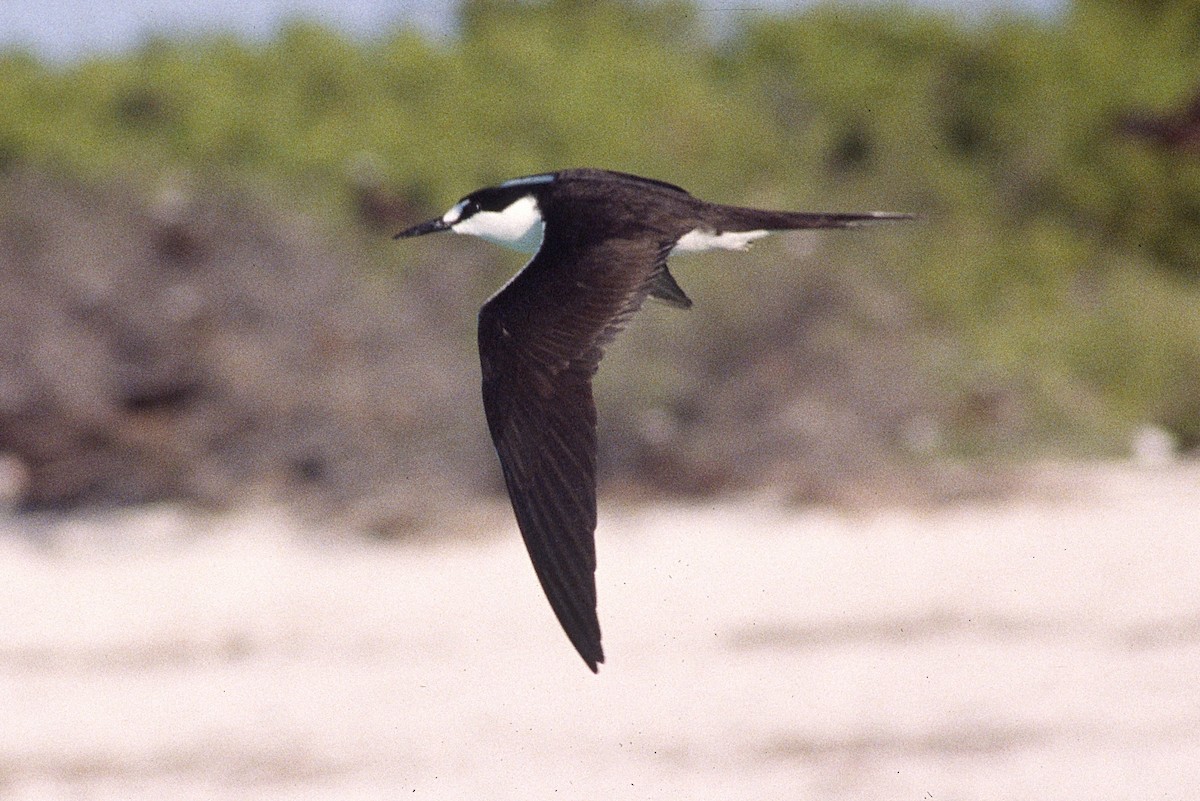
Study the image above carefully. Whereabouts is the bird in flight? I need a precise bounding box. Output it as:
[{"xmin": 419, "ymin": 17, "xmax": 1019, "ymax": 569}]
[{"xmin": 395, "ymin": 168, "xmax": 911, "ymax": 672}]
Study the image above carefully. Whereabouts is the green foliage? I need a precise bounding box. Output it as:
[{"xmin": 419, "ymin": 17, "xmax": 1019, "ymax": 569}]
[{"xmin": 2, "ymin": 0, "xmax": 1199, "ymax": 454}]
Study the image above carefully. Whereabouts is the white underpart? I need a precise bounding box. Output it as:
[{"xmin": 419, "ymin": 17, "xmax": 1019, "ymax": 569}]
[
  {"xmin": 671, "ymin": 227, "xmax": 771, "ymax": 254},
  {"xmin": 449, "ymin": 195, "xmax": 545, "ymax": 253}
]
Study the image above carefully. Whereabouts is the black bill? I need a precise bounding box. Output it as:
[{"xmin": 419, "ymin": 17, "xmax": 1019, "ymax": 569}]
[{"xmin": 393, "ymin": 217, "xmax": 451, "ymax": 239}]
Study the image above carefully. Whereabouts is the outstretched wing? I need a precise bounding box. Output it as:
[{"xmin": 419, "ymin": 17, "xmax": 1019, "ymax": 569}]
[{"xmin": 478, "ymin": 235, "xmax": 672, "ymax": 672}]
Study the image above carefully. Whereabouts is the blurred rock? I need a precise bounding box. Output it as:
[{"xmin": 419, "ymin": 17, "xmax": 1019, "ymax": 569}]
[
  {"xmin": 0, "ymin": 168, "xmax": 1008, "ymax": 524},
  {"xmin": 0, "ymin": 168, "xmax": 488, "ymax": 522},
  {"xmin": 345, "ymin": 152, "xmax": 424, "ymax": 233},
  {"xmin": 599, "ymin": 265, "xmax": 998, "ymax": 506},
  {"xmin": 0, "ymin": 452, "xmax": 29, "ymax": 509}
]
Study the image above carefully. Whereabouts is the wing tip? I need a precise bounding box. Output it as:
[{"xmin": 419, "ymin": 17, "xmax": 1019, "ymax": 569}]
[
  {"xmin": 581, "ymin": 647, "xmax": 605, "ymax": 674},
  {"xmin": 569, "ymin": 628, "xmax": 605, "ymax": 673}
]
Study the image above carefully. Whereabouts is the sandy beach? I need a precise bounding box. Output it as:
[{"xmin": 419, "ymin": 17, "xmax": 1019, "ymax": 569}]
[{"xmin": 2, "ymin": 460, "xmax": 1198, "ymax": 800}]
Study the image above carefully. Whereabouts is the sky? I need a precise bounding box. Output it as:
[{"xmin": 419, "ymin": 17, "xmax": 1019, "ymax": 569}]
[{"xmin": 1, "ymin": 0, "xmax": 1063, "ymax": 61}]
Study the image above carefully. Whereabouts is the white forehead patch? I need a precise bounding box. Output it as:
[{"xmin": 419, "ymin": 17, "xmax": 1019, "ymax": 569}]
[
  {"xmin": 500, "ymin": 173, "xmax": 555, "ymax": 189},
  {"xmin": 450, "ymin": 194, "xmax": 545, "ymax": 253},
  {"xmin": 441, "ymin": 200, "xmax": 469, "ymax": 225}
]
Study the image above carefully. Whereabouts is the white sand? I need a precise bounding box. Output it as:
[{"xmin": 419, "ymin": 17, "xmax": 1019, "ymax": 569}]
[{"xmin": 1, "ymin": 461, "xmax": 1199, "ymax": 800}]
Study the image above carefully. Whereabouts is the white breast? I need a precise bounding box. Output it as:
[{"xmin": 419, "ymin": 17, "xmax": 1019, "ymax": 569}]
[
  {"xmin": 671, "ymin": 227, "xmax": 770, "ymax": 254},
  {"xmin": 450, "ymin": 195, "xmax": 545, "ymax": 253}
]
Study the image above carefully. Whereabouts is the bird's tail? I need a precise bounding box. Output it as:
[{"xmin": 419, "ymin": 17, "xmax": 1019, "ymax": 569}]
[{"xmin": 706, "ymin": 205, "xmax": 915, "ymax": 232}]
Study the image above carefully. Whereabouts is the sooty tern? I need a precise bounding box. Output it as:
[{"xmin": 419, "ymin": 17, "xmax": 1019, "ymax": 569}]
[{"xmin": 395, "ymin": 168, "xmax": 912, "ymax": 672}]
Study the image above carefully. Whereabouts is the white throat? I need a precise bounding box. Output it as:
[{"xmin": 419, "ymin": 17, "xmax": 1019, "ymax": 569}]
[{"xmin": 446, "ymin": 195, "xmax": 545, "ymax": 253}]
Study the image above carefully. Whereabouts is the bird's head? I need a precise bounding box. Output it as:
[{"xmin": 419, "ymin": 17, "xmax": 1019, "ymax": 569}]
[{"xmin": 394, "ymin": 173, "xmax": 554, "ymax": 253}]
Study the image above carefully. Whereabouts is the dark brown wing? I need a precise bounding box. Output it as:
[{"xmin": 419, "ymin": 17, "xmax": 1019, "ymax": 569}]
[{"xmin": 477, "ymin": 235, "xmax": 671, "ymax": 672}]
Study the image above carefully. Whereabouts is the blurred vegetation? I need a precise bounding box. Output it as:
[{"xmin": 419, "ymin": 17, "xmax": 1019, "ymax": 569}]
[{"xmin": 2, "ymin": 0, "xmax": 1199, "ymax": 487}]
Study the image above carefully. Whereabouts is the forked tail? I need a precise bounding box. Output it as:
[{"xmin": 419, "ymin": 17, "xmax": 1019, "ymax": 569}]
[{"xmin": 707, "ymin": 204, "xmax": 915, "ymax": 232}]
